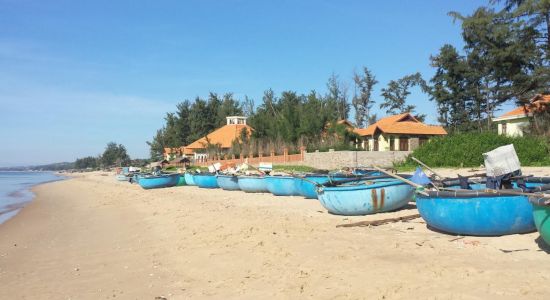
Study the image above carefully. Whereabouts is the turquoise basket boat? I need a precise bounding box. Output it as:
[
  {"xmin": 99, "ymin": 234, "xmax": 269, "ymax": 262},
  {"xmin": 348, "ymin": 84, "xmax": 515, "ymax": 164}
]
[
  {"xmin": 138, "ymin": 173, "xmax": 179, "ymax": 189},
  {"xmin": 184, "ymin": 173, "xmax": 196, "ymax": 186},
  {"xmin": 265, "ymin": 176, "xmax": 301, "ymax": 196},
  {"xmin": 237, "ymin": 176, "xmax": 268, "ymax": 193},
  {"xmin": 531, "ymin": 201, "xmax": 550, "ymax": 247},
  {"xmin": 317, "ymin": 180, "xmax": 414, "ymax": 215},
  {"xmin": 194, "ymin": 173, "xmax": 219, "ymax": 189},
  {"xmin": 176, "ymin": 174, "xmax": 187, "ymax": 186},
  {"xmin": 216, "ymin": 175, "xmax": 240, "ymax": 191},
  {"xmin": 527, "ymin": 180, "xmax": 550, "ymax": 246}
]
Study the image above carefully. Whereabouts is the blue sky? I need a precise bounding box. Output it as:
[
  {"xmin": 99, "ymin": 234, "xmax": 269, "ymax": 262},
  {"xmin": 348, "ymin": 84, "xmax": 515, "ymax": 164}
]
[{"xmin": 0, "ymin": 0, "xmax": 491, "ymax": 166}]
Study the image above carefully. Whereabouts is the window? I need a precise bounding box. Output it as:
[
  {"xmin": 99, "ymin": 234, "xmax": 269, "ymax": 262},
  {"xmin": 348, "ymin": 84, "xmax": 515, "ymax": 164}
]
[
  {"xmin": 502, "ymin": 123, "xmax": 507, "ymax": 135},
  {"xmin": 389, "ymin": 137, "xmax": 395, "ymax": 151},
  {"xmin": 399, "ymin": 137, "xmax": 409, "ymax": 151}
]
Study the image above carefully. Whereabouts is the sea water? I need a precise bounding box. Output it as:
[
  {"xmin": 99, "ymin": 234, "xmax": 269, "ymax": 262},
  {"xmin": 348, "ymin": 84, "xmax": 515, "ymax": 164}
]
[{"xmin": 0, "ymin": 171, "xmax": 65, "ymax": 224}]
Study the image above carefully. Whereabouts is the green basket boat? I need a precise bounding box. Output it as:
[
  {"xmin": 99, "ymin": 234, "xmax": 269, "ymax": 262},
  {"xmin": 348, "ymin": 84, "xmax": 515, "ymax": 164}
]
[{"xmin": 532, "ymin": 203, "xmax": 550, "ymax": 247}]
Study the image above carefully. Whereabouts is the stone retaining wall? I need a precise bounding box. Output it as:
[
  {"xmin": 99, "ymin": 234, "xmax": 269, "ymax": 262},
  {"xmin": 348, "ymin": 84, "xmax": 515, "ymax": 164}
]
[{"xmin": 303, "ymin": 150, "xmax": 411, "ymax": 170}]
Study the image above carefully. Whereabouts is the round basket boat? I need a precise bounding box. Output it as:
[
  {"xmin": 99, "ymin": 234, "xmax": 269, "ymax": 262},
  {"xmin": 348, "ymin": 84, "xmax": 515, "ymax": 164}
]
[
  {"xmin": 216, "ymin": 174, "xmax": 240, "ymax": 191},
  {"xmin": 265, "ymin": 176, "xmax": 301, "ymax": 196},
  {"xmin": 194, "ymin": 173, "xmax": 219, "ymax": 189},
  {"xmin": 237, "ymin": 175, "xmax": 268, "ymax": 193},
  {"xmin": 317, "ymin": 180, "xmax": 413, "ymax": 216},
  {"xmin": 416, "ymin": 190, "xmax": 536, "ymax": 236},
  {"xmin": 138, "ymin": 173, "xmax": 179, "ymax": 189}
]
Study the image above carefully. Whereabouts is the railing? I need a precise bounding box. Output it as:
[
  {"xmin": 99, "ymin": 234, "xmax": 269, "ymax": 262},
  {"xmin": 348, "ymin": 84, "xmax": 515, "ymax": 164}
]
[{"xmin": 190, "ymin": 148, "xmax": 305, "ymax": 167}]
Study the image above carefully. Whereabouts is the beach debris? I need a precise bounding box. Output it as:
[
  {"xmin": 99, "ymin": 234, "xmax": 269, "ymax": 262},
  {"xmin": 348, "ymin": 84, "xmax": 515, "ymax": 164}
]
[
  {"xmin": 336, "ymin": 214, "xmax": 421, "ymax": 228},
  {"xmin": 155, "ymin": 297, "xmax": 167, "ymax": 300},
  {"xmin": 449, "ymin": 236, "xmax": 465, "ymax": 242},
  {"xmin": 499, "ymin": 248, "xmax": 529, "ymax": 253}
]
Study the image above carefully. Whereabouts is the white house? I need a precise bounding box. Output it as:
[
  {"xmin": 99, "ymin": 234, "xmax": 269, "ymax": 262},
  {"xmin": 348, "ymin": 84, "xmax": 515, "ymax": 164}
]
[{"xmin": 492, "ymin": 94, "xmax": 550, "ymax": 137}]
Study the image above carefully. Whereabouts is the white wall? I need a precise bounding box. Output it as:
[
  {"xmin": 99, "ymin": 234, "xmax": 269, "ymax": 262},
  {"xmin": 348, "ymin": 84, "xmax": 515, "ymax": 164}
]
[{"xmin": 497, "ymin": 118, "xmax": 529, "ymax": 137}]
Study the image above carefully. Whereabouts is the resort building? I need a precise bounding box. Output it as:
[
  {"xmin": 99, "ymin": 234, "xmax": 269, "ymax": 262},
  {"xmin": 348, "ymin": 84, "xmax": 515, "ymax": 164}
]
[
  {"xmin": 492, "ymin": 94, "xmax": 550, "ymax": 137},
  {"xmin": 354, "ymin": 113, "xmax": 447, "ymax": 151},
  {"xmin": 163, "ymin": 116, "xmax": 253, "ymax": 161}
]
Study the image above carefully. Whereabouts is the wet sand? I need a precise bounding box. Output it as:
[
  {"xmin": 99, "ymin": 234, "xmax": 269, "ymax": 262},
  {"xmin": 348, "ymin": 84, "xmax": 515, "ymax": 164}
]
[{"xmin": 0, "ymin": 170, "xmax": 549, "ymax": 299}]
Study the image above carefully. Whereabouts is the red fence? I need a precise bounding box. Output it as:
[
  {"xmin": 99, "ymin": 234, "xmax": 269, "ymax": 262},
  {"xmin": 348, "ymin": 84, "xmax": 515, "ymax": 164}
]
[{"xmin": 192, "ymin": 149, "xmax": 304, "ymax": 167}]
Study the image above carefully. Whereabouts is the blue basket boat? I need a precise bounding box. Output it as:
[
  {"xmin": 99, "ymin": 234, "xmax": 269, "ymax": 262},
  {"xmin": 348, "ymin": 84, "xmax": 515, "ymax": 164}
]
[
  {"xmin": 416, "ymin": 190, "xmax": 536, "ymax": 236},
  {"xmin": 417, "ymin": 177, "xmax": 550, "ymax": 236},
  {"xmin": 216, "ymin": 174, "xmax": 240, "ymax": 191},
  {"xmin": 294, "ymin": 174, "xmax": 361, "ymax": 199},
  {"xmin": 317, "ymin": 180, "xmax": 414, "ymax": 215},
  {"xmin": 194, "ymin": 173, "xmax": 220, "ymax": 189},
  {"xmin": 265, "ymin": 176, "xmax": 301, "ymax": 196},
  {"xmin": 184, "ymin": 172, "xmax": 196, "ymax": 186},
  {"xmin": 138, "ymin": 173, "xmax": 179, "ymax": 189},
  {"xmin": 237, "ymin": 175, "xmax": 269, "ymax": 193},
  {"xmin": 131, "ymin": 173, "xmax": 151, "ymax": 184}
]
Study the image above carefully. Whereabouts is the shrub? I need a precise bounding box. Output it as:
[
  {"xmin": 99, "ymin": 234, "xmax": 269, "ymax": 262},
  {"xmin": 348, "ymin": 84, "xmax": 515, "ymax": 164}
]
[{"xmin": 397, "ymin": 132, "xmax": 550, "ymax": 168}]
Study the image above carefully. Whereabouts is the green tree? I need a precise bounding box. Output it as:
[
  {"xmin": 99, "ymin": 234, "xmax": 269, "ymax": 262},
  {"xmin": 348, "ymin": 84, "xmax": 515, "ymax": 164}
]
[
  {"xmin": 429, "ymin": 44, "xmax": 474, "ymax": 130},
  {"xmin": 146, "ymin": 128, "xmax": 167, "ymax": 161},
  {"xmin": 352, "ymin": 67, "xmax": 378, "ymax": 127},
  {"xmin": 325, "ymin": 73, "xmax": 350, "ymax": 120},
  {"xmin": 450, "ymin": 6, "xmax": 546, "ymax": 129},
  {"xmin": 242, "ymin": 95, "xmax": 255, "ymax": 117},
  {"xmin": 216, "ymin": 93, "xmax": 243, "ymax": 126},
  {"xmin": 74, "ymin": 156, "xmax": 99, "ymax": 169},
  {"xmin": 380, "ymin": 73, "xmax": 427, "ymax": 121},
  {"xmin": 101, "ymin": 142, "xmax": 130, "ymax": 167}
]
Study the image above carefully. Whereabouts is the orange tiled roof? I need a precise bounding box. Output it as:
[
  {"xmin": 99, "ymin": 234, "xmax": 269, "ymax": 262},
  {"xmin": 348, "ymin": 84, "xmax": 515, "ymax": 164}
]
[
  {"xmin": 355, "ymin": 113, "xmax": 447, "ymax": 136},
  {"xmin": 499, "ymin": 94, "xmax": 550, "ymax": 118},
  {"xmin": 185, "ymin": 124, "xmax": 253, "ymax": 150}
]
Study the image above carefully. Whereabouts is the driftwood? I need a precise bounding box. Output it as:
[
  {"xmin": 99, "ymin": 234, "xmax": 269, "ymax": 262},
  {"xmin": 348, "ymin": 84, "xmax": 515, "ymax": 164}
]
[{"xmin": 336, "ymin": 214, "xmax": 421, "ymax": 228}]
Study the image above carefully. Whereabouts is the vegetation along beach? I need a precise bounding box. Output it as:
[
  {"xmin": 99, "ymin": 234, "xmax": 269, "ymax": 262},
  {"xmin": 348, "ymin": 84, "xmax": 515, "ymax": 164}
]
[{"xmin": 2, "ymin": 0, "xmax": 550, "ymax": 299}]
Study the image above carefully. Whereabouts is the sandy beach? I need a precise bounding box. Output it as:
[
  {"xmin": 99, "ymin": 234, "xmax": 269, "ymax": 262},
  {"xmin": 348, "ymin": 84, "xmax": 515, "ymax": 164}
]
[{"xmin": 1, "ymin": 170, "xmax": 550, "ymax": 299}]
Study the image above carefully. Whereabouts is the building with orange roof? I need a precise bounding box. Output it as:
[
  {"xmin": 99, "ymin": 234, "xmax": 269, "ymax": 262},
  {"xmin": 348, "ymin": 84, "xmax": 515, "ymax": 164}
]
[
  {"xmin": 492, "ymin": 94, "xmax": 550, "ymax": 137},
  {"xmin": 163, "ymin": 116, "xmax": 253, "ymax": 160},
  {"xmin": 354, "ymin": 113, "xmax": 447, "ymax": 151}
]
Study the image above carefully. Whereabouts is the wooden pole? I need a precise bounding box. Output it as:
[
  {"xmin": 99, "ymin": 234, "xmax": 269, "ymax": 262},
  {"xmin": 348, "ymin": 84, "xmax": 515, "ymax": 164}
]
[
  {"xmin": 437, "ymin": 186, "xmax": 550, "ymax": 200},
  {"xmin": 411, "ymin": 157, "xmax": 445, "ymax": 179},
  {"xmin": 372, "ymin": 166, "xmax": 429, "ymax": 196},
  {"xmin": 336, "ymin": 214, "xmax": 421, "ymax": 228}
]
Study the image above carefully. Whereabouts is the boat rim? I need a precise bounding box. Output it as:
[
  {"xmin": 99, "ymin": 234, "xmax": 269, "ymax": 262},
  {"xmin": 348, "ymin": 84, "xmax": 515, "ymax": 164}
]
[{"xmin": 319, "ymin": 180, "xmax": 408, "ymax": 192}]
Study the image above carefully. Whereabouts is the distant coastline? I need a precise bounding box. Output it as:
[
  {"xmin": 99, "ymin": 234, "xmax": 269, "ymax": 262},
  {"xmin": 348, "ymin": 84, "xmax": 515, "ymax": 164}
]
[{"xmin": 0, "ymin": 162, "xmax": 74, "ymax": 172}]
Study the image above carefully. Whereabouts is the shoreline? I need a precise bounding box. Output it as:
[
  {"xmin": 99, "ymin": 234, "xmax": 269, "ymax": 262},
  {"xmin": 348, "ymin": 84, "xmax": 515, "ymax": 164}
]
[
  {"xmin": 0, "ymin": 172, "xmax": 67, "ymax": 225},
  {"xmin": 1, "ymin": 170, "xmax": 549, "ymax": 299}
]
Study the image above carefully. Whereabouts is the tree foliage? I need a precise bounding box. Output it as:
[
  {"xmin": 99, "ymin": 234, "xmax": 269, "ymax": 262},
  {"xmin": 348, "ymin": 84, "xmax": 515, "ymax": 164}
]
[
  {"xmin": 352, "ymin": 67, "xmax": 378, "ymax": 128},
  {"xmin": 74, "ymin": 156, "xmax": 100, "ymax": 169},
  {"xmin": 101, "ymin": 142, "xmax": 130, "ymax": 167},
  {"xmin": 380, "ymin": 72, "xmax": 427, "ymax": 121},
  {"xmin": 430, "ymin": 1, "xmax": 550, "ymax": 133}
]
